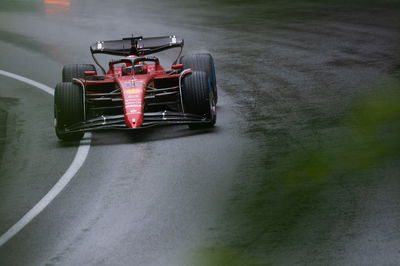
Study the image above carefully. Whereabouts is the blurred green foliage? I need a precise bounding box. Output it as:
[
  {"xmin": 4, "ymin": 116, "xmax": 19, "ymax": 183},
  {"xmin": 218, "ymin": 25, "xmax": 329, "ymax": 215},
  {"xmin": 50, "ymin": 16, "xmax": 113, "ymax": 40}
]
[
  {"xmin": 282, "ymin": 81, "xmax": 400, "ymax": 186},
  {"xmin": 192, "ymin": 246, "xmax": 269, "ymax": 266},
  {"xmin": 194, "ymin": 77, "xmax": 400, "ymax": 265}
]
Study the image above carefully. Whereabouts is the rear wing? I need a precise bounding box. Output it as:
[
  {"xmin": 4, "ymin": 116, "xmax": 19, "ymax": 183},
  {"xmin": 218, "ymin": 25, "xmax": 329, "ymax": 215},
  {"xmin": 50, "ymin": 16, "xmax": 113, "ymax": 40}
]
[{"xmin": 90, "ymin": 35, "xmax": 184, "ymax": 56}]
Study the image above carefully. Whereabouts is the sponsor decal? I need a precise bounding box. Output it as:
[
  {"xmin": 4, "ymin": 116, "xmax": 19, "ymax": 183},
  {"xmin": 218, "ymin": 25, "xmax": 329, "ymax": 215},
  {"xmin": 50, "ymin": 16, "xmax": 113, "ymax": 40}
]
[
  {"xmin": 124, "ymin": 81, "xmax": 145, "ymax": 87},
  {"xmin": 126, "ymin": 104, "xmax": 143, "ymax": 108},
  {"xmin": 124, "ymin": 81, "xmax": 135, "ymax": 87},
  {"xmin": 127, "ymin": 95, "xmax": 141, "ymax": 100},
  {"xmin": 126, "ymin": 89, "xmax": 141, "ymax": 94}
]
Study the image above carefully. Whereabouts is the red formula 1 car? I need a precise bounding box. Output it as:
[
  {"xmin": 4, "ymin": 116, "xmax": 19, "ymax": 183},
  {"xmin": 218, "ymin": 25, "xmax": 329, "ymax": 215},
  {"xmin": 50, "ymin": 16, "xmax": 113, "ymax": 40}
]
[{"xmin": 54, "ymin": 35, "xmax": 217, "ymax": 140}]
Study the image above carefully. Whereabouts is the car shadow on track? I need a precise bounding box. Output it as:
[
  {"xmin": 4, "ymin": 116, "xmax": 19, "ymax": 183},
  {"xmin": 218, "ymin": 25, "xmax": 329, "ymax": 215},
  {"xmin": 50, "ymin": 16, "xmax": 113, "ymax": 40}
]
[
  {"xmin": 91, "ymin": 126, "xmax": 219, "ymax": 146},
  {"xmin": 56, "ymin": 126, "xmax": 219, "ymax": 147}
]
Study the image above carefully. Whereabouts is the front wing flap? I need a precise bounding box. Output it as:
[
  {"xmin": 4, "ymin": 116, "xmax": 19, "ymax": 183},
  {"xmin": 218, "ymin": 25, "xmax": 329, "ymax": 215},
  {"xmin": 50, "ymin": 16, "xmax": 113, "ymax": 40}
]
[{"xmin": 63, "ymin": 111, "xmax": 210, "ymax": 133}]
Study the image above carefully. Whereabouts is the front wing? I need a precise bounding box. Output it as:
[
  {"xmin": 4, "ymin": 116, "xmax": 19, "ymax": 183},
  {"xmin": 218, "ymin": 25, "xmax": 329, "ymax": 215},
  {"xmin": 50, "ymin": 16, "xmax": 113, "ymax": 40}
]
[{"xmin": 63, "ymin": 111, "xmax": 211, "ymax": 133}]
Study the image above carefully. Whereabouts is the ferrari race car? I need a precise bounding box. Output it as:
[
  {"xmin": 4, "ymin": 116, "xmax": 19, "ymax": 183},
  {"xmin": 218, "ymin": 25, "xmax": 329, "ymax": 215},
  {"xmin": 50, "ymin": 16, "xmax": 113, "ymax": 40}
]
[{"xmin": 54, "ymin": 35, "xmax": 217, "ymax": 140}]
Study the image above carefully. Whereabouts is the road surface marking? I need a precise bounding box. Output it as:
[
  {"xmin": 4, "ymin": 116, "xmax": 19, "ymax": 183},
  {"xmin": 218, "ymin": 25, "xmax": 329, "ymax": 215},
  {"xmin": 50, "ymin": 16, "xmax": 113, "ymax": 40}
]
[
  {"xmin": 0, "ymin": 69, "xmax": 55, "ymax": 95},
  {"xmin": 0, "ymin": 69, "xmax": 91, "ymax": 246}
]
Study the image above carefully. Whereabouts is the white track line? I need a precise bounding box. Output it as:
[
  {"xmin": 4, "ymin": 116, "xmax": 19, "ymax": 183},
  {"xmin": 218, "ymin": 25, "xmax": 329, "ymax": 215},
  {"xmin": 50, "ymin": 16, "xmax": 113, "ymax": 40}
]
[
  {"xmin": 0, "ymin": 69, "xmax": 91, "ymax": 246},
  {"xmin": 0, "ymin": 70, "xmax": 55, "ymax": 96}
]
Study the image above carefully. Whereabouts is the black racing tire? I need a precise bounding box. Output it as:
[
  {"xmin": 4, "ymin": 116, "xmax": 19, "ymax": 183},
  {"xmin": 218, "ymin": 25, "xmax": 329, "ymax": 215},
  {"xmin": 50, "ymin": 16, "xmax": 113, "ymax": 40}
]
[
  {"xmin": 54, "ymin": 82, "xmax": 85, "ymax": 141},
  {"xmin": 182, "ymin": 71, "xmax": 216, "ymax": 129},
  {"xmin": 180, "ymin": 53, "xmax": 218, "ymax": 104},
  {"xmin": 62, "ymin": 64, "xmax": 96, "ymax": 82}
]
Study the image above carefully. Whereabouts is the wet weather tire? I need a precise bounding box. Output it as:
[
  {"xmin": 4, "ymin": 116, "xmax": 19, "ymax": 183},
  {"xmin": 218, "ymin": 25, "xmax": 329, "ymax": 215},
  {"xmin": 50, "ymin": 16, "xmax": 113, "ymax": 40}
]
[
  {"xmin": 182, "ymin": 71, "xmax": 216, "ymax": 129},
  {"xmin": 62, "ymin": 64, "xmax": 96, "ymax": 82},
  {"xmin": 180, "ymin": 53, "xmax": 218, "ymax": 104},
  {"xmin": 54, "ymin": 82, "xmax": 85, "ymax": 141}
]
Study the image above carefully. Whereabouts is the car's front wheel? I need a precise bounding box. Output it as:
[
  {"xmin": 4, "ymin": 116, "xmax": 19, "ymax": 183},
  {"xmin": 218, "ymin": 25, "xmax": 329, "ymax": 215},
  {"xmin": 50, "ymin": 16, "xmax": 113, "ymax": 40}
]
[
  {"xmin": 182, "ymin": 71, "xmax": 216, "ymax": 129},
  {"xmin": 54, "ymin": 82, "xmax": 85, "ymax": 141},
  {"xmin": 180, "ymin": 53, "xmax": 218, "ymax": 104}
]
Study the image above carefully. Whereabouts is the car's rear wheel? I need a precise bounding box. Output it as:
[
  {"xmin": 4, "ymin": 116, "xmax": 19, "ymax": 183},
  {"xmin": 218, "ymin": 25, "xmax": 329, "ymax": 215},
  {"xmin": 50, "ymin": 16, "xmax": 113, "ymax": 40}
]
[
  {"xmin": 182, "ymin": 71, "xmax": 216, "ymax": 129},
  {"xmin": 62, "ymin": 64, "xmax": 96, "ymax": 82},
  {"xmin": 180, "ymin": 53, "xmax": 218, "ymax": 104},
  {"xmin": 54, "ymin": 82, "xmax": 85, "ymax": 141}
]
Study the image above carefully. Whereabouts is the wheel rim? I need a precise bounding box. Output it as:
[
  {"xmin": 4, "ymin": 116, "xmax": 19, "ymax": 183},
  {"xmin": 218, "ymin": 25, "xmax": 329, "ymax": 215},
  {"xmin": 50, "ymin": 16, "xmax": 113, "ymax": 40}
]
[{"xmin": 210, "ymin": 92, "xmax": 216, "ymax": 120}]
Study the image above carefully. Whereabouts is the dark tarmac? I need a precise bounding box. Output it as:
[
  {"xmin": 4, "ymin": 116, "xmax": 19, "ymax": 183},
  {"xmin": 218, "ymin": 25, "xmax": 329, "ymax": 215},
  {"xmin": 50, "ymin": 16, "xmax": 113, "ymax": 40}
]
[{"xmin": 0, "ymin": 0, "xmax": 399, "ymax": 265}]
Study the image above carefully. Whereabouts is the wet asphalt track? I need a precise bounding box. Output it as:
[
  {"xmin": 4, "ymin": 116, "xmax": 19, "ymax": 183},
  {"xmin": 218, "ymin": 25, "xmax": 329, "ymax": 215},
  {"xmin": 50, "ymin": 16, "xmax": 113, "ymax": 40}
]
[
  {"xmin": 0, "ymin": 1, "xmax": 248, "ymax": 265},
  {"xmin": 1, "ymin": 0, "xmax": 400, "ymax": 265}
]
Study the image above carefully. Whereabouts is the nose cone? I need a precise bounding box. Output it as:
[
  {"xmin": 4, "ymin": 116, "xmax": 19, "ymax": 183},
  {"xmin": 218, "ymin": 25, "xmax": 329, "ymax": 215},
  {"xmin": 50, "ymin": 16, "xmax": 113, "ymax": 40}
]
[
  {"xmin": 125, "ymin": 113, "xmax": 144, "ymax": 128},
  {"xmin": 118, "ymin": 75, "xmax": 151, "ymax": 129}
]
